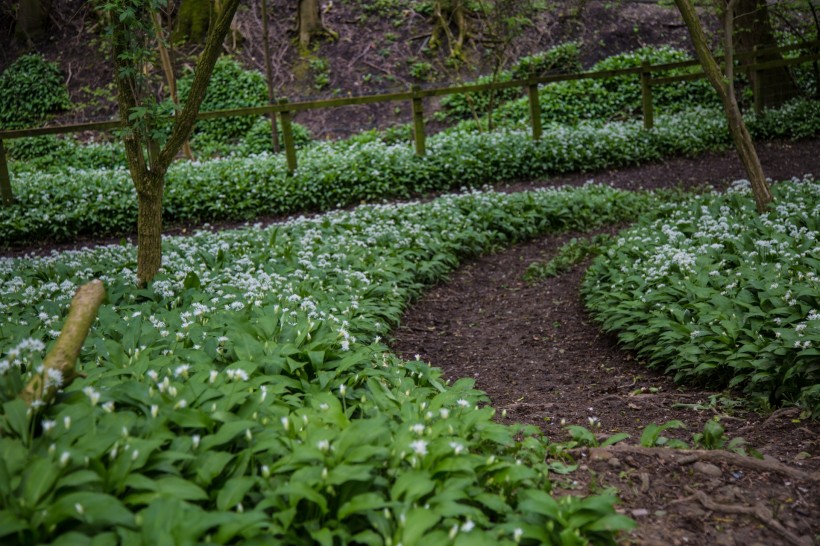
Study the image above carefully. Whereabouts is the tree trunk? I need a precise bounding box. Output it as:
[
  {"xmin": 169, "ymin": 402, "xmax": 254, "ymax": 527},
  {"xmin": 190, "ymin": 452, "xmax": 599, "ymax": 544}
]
[
  {"xmin": 733, "ymin": 0, "xmax": 801, "ymax": 109},
  {"xmin": 173, "ymin": 0, "xmax": 212, "ymax": 43},
  {"xmin": 295, "ymin": 0, "xmax": 337, "ymax": 52},
  {"xmin": 136, "ymin": 171, "xmax": 165, "ymax": 286},
  {"xmin": 674, "ymin": 0, "xmax": 772, "ymax": 212},
  {"xmin": 261, "ymin": 0, "xmax": 280, "ymax": 153},
  {"xmin": 430, "ymin": 0, "xmax": 468, "ymax": 60},
  {"xmin": 15, "ymin": 0, "xmax": 50, "ymax": 43}
]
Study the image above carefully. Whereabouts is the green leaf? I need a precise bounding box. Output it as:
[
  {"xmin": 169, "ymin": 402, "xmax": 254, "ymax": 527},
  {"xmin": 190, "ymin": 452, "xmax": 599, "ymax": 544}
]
[
  {"xmin": 217, "ymin": 477, "xmax": 256, "ymax": 511},
  {"xmin": 337, "ymin": 492, "xmax": 387, "ymax": 519},
  {"xmin": 401, "ymin": 507, "xmax": 441, "ymax": 546},
  {"xmin": 46, "ymin": 492, "xmax": 134, "ymax": 528},
  {"xmin": 23, "ymin": 456, "xmax": 61, "ymax": 508},
  {"xmin": 155, "ymin": 476, "xmax": 209, "ymax": 501},
  {"xmin": 0, "ymin": 510, "xmax": 27, "ymax": 537},
  {"xmin": 2, "ymin": 399, "xmax": 29, "ymax": 439}
]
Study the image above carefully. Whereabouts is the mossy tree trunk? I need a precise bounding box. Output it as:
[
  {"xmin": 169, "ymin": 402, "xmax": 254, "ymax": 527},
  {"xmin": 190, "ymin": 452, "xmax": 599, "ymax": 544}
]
[
  {"xmin": 674, "ymin": 0, "xmax": 772, "ymax": 213},
  {"xmin": 295, "ymin": 0, "xmax": 337, "ymax": 53},
  {"xmin": 173, "ymin": 0, "xmax": 213, "ymax": 43},
  {"xmin": 430, "ymin": 0, "xmax": 468, "ymax": 60},
  {"xmin": 108, "ymin": 0, "xmax": 241, "ymax": 285},
  {"xmin": 15, "ymin": 0, "xmax": 50, "ymax": 43},
  {"xmin": 734, "ymin": 0, "xmax": 801, "ymax": 110}
]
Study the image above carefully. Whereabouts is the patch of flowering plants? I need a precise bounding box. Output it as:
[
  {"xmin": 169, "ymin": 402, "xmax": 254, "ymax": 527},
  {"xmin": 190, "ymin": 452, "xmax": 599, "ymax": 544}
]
[
  {"xmin": 0, "ymin": 185, "xmax": 651, "ymax": 545},
  {"xmin": 583, "ymin": 177, "xmax": 820, "ymax": 414}
]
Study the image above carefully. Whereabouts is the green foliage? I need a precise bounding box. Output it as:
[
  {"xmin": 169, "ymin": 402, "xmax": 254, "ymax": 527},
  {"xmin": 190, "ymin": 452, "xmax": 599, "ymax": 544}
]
[
  {"xmin": 0, "ymin": 185, "xmax": 648, "ymax": 544},
  {"xmin": 178, "ymin": 56, "xmax": 268, "ymax": 148},
  {"xmin": 524, "ymin": 233, "xmax": 613, "ymax": 282},
  {"xmin": 308, "ymin": 57, "xmax": 331, "ymax": 90},
  {"xmin": 565, "ymin": 425, "xmax": 630, "ymax": 448},
  {"xmin": 583, "ymin": 179, "xmax": 820, "ymax": 414},
  {"xmin": 0, "ymin": 54, "xmax": 71, "ymax": 129},
  {"xmin": 439, "ymin": 42, "xmax": 582, "ymax": 122},
  {"xmin": 638, "ymin": 420, "xmax": 688, "ymax": 448},
  {"xmin": 487, "ymin": 46, "xmax": 718, "ymax": 127},
  {"xmin": 4, "ymin": 98, "xmax": 820, "ymax": 245}
]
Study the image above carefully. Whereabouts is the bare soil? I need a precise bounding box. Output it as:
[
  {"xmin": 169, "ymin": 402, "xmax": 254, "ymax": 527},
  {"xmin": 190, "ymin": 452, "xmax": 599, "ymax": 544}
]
[{"xmin": 390, "ymin": 140, "xmax": 820, "ymax": 546}]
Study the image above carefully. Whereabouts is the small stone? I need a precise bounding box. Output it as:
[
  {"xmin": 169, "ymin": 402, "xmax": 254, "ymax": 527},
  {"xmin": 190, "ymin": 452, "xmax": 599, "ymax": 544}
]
[
  {"xmin": 714, "ymin": 533, "xmax": 734, "ymax": 546},
  {"xmin": 654, "ymin": 510, "xmax": 667, "ymax": 517},
  {"xmin": 608, "ymin": 457, "xmax": 621, "ymax": 468},
  {"xmin": 590, "ymin": 450, "xmax": 612, "ymax": 461},
  {"xmin": 693, "ymin": 461, "xmax": 722, "ymax": 478},
  {"xmin": 631, "ymin": 508, "xmax": 650, "ymax": 517}
]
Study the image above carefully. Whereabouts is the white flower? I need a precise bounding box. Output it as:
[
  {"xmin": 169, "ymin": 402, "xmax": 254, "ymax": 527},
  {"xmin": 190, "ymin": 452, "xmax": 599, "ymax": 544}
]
[
  {"xmin": 75, "ymin": 503, "xmax": 84, "ymax": 515},
  {"xmin": 456, "ymin": 399, "xmax": 470, "ymax": 408},
  {"xmin": 461, "ymin": 520, "xmax": 475, "ymax": 532},
  {"xmin": 439, "ymin": 408, "xmax": 450, "ymax": 419},
  {"xmin": 449, "ymin": 442, "xmax": 465, "ymax": 455},
  {"xmin": 41, "ymin": 419, "xmax": 56, "ymax": 432},
  {"xmin": 410, "ymin": 424, "xmax": 425, "ymax": 435},
  {"xmin": 281, "ymin": 416, "xmax": 290, "ymax": 431},
  {"xmin": 81, "ymin": 387, "xmax": 100, "ymax": 406},
  {"xmin": 192, "ymin": 435, "xmax": 201, "ymax": 449},
  {"xmin": 317, "ymin": 439, "xmax": 330, "ymax": 451},
  {"xmin": 513, "ymin": 528, "xmax": 523, "ymax": 542},
  {"xmin": 409, "ymin": 439, "xmax": 428, "ymax": 456},
  {"xmin": 59, "ymin": 451, "xmax": 70, "ymax": 466}
]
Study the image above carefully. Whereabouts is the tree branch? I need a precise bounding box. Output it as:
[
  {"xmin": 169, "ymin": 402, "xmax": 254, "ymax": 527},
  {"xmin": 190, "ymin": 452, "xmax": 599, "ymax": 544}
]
[
  {"xmin": 159, "ymin": 0, "xmax": 241, "ymax": 168},
  {"xmin": 20, "ymin": 280, "xmax": 106, "ymax": 407}
]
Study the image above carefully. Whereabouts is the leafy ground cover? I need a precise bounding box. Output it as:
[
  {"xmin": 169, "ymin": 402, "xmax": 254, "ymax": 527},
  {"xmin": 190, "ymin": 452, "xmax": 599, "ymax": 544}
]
[
  {"xmin": 583, "ymin": 177, "xmax": 820, "ymax": 414},
  {"xmin": 390, "ymin": 172, "xmax": 819, "ymax": 545},
  {"xmin": 4, "ymin": 98, "xmax": 820, "ymax": 247},
  {"xmin": 0, "ymin": 185, "xmax": 658, "ymax": 545}
]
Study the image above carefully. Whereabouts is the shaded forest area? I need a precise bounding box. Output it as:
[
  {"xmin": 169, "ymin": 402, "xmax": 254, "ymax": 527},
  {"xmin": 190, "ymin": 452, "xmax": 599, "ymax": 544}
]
[{"xmin": 0, "ymin": 0, "xmax": 701, "ymax": 138}]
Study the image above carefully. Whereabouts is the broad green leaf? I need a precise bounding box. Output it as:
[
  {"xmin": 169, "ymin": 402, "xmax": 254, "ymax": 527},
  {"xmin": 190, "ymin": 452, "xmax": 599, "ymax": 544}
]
[
  {"xmin": 22, "ymin": 457, "xmax": 61, "ymax": 508},
  {"xmin": 401, "ymin": 507, "xmax": 441, "ymax": 546},
  {"xmin": 217, "ymin": 477, "xmax": 257, "ymax": 511},
  {"xmin": 337, "ymin": 492, "xmax": 387, "ymax": 519}
]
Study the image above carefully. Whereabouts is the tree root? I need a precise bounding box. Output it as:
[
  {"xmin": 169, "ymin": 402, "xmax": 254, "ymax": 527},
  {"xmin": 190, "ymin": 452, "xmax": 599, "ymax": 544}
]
[
  {"xmin": 576, "ymin": 445, "xmax": 819, "ymax": 483},
  {"xmin": 671, "ymin": 486, "xmax": 811, "ymax": 546}
]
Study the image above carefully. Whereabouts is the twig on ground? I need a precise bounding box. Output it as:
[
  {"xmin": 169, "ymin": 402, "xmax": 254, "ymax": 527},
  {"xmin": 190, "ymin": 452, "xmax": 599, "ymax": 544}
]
[
  {"xmin": 574, "ymin": 445, "xmax": 819, "ymax": 483},
  {"xmin": 671, "ymin": 486, "xmax": 811, "ymax": 546}
]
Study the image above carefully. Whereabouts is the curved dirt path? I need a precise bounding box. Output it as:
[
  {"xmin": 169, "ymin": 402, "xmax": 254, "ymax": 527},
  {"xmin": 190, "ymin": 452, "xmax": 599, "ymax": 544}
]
[{"xmin": 390, "ymin": 140, "xmax": 820, "ymax": 545}]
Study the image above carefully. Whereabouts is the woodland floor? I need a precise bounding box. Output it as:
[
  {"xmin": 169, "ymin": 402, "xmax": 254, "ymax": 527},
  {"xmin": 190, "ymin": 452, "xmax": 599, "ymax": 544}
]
[
  {"xmin": 5, "ymin": 139, "xmax": 820, "ymax": 544},
  {"xmin": 390, "ymin": 139, "xmax": 820, "ymax": 546}
]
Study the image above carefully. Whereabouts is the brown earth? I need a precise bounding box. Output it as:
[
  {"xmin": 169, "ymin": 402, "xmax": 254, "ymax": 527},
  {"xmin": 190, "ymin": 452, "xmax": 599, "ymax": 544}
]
[{"xmin": 390, "ymin": 140, "xmax": 820, "ymax": 546}]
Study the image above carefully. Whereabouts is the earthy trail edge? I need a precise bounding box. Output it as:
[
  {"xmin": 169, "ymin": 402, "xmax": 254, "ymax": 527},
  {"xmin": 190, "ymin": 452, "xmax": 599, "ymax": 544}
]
[{"xmin": 389, "ymin": 141, "xmax": 820, "ymax": 546}]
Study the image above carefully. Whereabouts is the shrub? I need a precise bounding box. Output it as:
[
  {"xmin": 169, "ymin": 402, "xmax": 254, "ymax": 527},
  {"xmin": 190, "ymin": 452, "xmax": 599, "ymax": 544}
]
[
  {"xmin": 178, "ymin": 56, "xmax": 268, "ymax": 147},
  {"xmin": 3, "ymin": 98, "xmax": 819, "ymax": 245},
  {"xmin": 0, "ymin": 54, "xmax": 71, "ymax": 128},
  {"xmin": 439, "ymin": 42, "xmax": 583, "ymax": 122},
  {"xmin": 583, "ymin": 178, "xmax": 820, "ymax": 413}
]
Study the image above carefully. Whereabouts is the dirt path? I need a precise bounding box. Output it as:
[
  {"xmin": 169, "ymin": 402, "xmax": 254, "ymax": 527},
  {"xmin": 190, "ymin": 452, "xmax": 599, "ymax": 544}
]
[{"xmin": 390, "ymin": 140, "xmax": 820, "ymax": 545}]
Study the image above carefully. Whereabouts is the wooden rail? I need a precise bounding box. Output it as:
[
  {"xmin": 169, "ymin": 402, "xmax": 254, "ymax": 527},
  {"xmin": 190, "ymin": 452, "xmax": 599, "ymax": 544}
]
[{"xmin": 1, "ymin": 39, "xmax": 818, "ymax": 205}]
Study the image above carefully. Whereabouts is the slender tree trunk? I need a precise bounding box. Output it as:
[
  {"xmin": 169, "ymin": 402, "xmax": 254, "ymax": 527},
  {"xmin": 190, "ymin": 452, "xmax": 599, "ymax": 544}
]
[
  {"xmin": 734, "ymin": 0, "xmax": 801, "ymax": 109},
  {"xmin": 674, "ymin": 0, "xmax": 772, "ymax": 212},
  {"xmin": 261, "ymin": 0, "xmax": 280, "ymax": 153},
  {"xmin": 15, "ymin": 0, "xmax": 50, "ymax": 43},
  {"xmin": 295, "ymin": 0, "xmax": 337, "ymax": 52},
  {"xmin": 136, "ymin": 171, "xmax": 165, "ymax": 285}
]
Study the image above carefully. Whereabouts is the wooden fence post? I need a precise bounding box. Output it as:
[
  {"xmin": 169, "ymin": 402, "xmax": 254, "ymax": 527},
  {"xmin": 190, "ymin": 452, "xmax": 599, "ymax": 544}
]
[
  {"xmin": 279, "ymin": 99, "xmax": 297, "ymax": 174},
  {"xmin": 0, "ymin": 139, "xmax": 13, "ymax": 206},
  {"xmin": 752, "ymin": 45, "xmax": 763, "ymax": 115},
  {"xmin": 640, "ymin": 61, "xmax": 654, "ymax": 130},
  {"xmin": 411, "ymin": 85, "xmax": 426, "ymax": 156},
  {"xmin": 527, "ymin": 82, "xmax": 543, "ymax": 141}
]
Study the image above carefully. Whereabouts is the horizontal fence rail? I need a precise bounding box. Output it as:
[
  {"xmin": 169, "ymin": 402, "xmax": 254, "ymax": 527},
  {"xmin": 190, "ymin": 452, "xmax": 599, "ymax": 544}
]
[{"xmin": 1, "ymin": 39, "xmax": 818, "ymax": 205}]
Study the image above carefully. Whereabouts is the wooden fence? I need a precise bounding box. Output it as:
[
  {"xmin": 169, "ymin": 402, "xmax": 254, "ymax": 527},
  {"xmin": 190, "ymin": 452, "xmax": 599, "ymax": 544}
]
[{"xmin": 1, "ymin": 39, "xmax": 818, "ymax": 206}]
